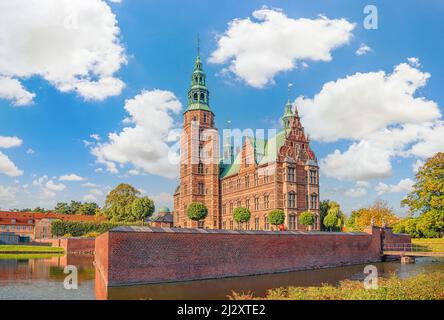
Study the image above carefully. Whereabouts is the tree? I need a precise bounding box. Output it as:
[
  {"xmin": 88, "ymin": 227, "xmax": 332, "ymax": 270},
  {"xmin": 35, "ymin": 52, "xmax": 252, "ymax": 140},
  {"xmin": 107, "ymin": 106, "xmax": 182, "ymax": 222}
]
[
  {"xmin": 346, "ymin": 200, "xmax": 400, "ymax": 232},
  {"xmin": 33, "ymin": 206, "xmax": 47, "ymax": 213},
  {"xmin": 402, "ymin": 152, "xmax": 444, "ymax": 214},
  {"xmin": 77, "ymin": 202, "xmax": 99, "ymax": 216},
  {"xmin": 268, "ymin": 210, "xmax": 285, "ymax": 229},
  {"xmin": 319, "ymin": 200, "xmax": 331, "ymax": 231},
  {"xmin": 69, "ymin": 200, "xmax": 82, "ymax": 214},
  {"xmin": 104, "ymin": 183, "xmax": 140, "ymax": 222},
  {"xmin": 132, "ymin": 197, "xmax": 155, "ymax": 221},
  {"xmin": 55, "ymin": 202, "xmax": 71, "ymax": 214},
  {"xmin": 233, "ymin": 207, "xmax": 251, "ymax": 229},
  {"xmin": 299, "ymin": 211, "xmax": 315, "ymax": 228},
  {"xmin": 187, "ymin": 202, "xmax": 208, "ymax": 221},
  {"xmin": 400, "ymin": 152, "xmax": 444, "ymax": 238},
  {"xmin": 322, "ymin": 201, "xmax": 345, "ymax": 232}
]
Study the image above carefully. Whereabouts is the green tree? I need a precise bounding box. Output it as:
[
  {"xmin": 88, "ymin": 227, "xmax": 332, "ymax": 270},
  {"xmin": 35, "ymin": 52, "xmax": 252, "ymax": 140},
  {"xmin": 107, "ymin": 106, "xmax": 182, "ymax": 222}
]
[
  {"xmin": 402, "ymin": 152, "xmax": 444, "ymax": 214},
  {"xmin": 78, "ymin": 202, "xmax": 99, "ymax": 216},
  {"xmin": 400, "ymin": 152, "xmax": 444, "ymax": 238},
  {"xmin": 69, "ymin": 200, "xmax": 82, "ymax": 214},
  {"xmin": 55, "ymin": 202, "xmax": 71, "ymax": 214},
  {"xmin": 33, "ymin": 206, "xmax": 47, "ymax": 213},
  {"xmin": 187, "ymin": 202, "xmax": 208, "ymax": 221},
  {"xmin": 233, "ymin": 207, "xmax": 251, "ymax": 229},
  {"xmin": 268, "ymin": 209, "xmax": 285, "ymax": 229},
  {"xmin": 299, "ymin": 211, "xmax": 315, "ymax": 229},
  {"xmin": 103, "ymin": 183, "xmax": 140, "ymax": 222},
  {"xmin": 323, "ymin": 201, "xmax": 345, "ymax": 232},
  {"xmin": 131, "ymin": 197, "xmax": 155, "ymax": 221},
  {"xmin": 319, "ymin": 200, "xmax": 331, "ymax": 231}
]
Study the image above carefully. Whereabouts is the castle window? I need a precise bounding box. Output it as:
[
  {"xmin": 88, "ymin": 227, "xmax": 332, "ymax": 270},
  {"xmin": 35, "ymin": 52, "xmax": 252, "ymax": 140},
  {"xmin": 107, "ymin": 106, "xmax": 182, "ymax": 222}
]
[
  {"xmin": 222, "ymin": 204, "xmax": 226, "ymax": 215},
  {"xmin": 289, "ymin": 214, "xmax": 297, "ymax": 230},
  {"xmin": 245, "ymin": 199, "xmax": 250, "ymax": 210},
  {"xmin": 237, "ymin": 178, "xmax": 241, "ymax": 190},
  {"xmin": 287, "ymin": 167, "xmax": 295, "ymax": 182},
  {"xmin": 203, "ymin": 112, "xmax": 207, "ymax": 123},
  {"xmin": 254, "ymin": 173, "xmax": 259, "ymax": 186},
  {"xmin": 198, "ymin": 182, "xmax": 204, "ymax": 195},
  {"xmin": 309, "ymin": 170, "xmax": 317, "ymax": 184},
  {"xmin": 245, "ymin": 175, "xmax": 250, "ymax": 188},
  {"xmin": 254, "ymin": 197, "xmax": 259, "ymax": 211},
  {"xmin": 254, "ymin": 217, "xmax": 259, "ymax": 230},
  {"xmin": 264, "ymin": 217, "xmax": 269, "ymax": 230},
  {"xmin": 183, "ymin": 184, "xmax": 187, "ymax": 195},
  {"xmin": 229, "ymin": 202, "xmax": 233, "ymax": 214},
  {"xmin": 237, "ymin": 200, "xmax": 241, "ymax": 207},
  {"xmin": 288, "ymin": 192, "xmax": 296, "ymax": 208},
  {"xmin": 230, "ymin": 220, "xmax": 233, "ymax": 230},
  {"xmin": 306, "ymin": 195, "xmax": 309, "ymax": 209},
  {"xmin": 264, "ymin": 170, "xmax": 269, "ymax": 183},
  {"xmin": 310, "ymin": 194, "xmax": 318, "ymax": 209},
  {"xmin": 198, "ymin": 162, "xmax": 204, "ymax": 174},
  {"xmin": 201, "ymin": 93, "xmax": 205, "ymax": 103},
  {"xmin": 223, "ymin": 221, "xmax": 226, "ymax": 229},
  {"xmin": 264, "ymin": 195, "xmax": 270, "ymax": 209},
  {"xmin": 193, "ymin": 93, "xmax": 198, "ymax": 102}
]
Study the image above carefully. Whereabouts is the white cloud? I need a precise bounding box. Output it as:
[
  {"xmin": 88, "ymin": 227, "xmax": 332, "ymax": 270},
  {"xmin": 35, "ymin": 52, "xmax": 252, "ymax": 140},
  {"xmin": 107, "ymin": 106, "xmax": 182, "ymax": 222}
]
[
  {"xmin": 59, "ymin": 174, "xmax": 85, "ymax": 181},
  {"xmin": 0, "ymin": 135, "xmax": 23, "ymax": 177},
  {"xmin": 0, "ymin": 185, "xmax": 18, "ymax": 203},
  {"xmin": 209, "ymin": 8, "xmax": 354, "ymax": 88},
  {"xmin": 355, "ymin": 43, "xmax": 371, "ymax": 56},
  {"xmin": 0, "ymin": 0, "xmax": 127, "ymax": 105},
  {"xmin": 45, "ymin": 180, "xmax": 66, "ymax": 192},
  {"xmin": 90, "ymin": 188, "xmax": 103, "ymax": 196},
  {"xmin": 26, "ymin": 148, "xmax": 35, "ymax": 154},
  {"xmin": 81, "ymin": 182, "xmax": 100, "ymax": 188},
  {"xmin": 150, "ymin": 192, "xmax": 173, "ymax": 208},
  {"xmin": 0, "ymin": 136, "xmax": 22, "ymax": 148},
  {"xmin": 83, "ymin": 194, "xmax": 98, "ymax": 202},
  {"xmin": 0, "ymin": 152, "xmax": 23, "ymax": 177},
  {"xmin": 345, "ymin": 180, "xmax": 370, "ymax": 198},
  {"xmin": 407, "ymin": 57, "xmax": 421, "ymax": 68},
  {"xmin": 90, "ymin": 89, "xmax": 182, "ymax": 178},
  {"xmin": 32, "ymin": 175, "xmax": 65, "ymax": 197},
  {"xmin": 298, "ymin": 61, "xmax": 440, "ymax": 142},
  {"xmin": 375, "ymin": 178, "xmax": 414, "ymax": 196},
  {"xmin": 296, "ymin": 60, "xmax": 443, "ymax": 181},
  {"xmin": 90, "ymin": 134, "xmax": 101, "ymax": 141},
  {"xmin": 0, "ymin": 76, "xmax": 35, "ymax": 106},
  {"xmin": 412, "ymin": 159, "xmax": 424, "ymax": 173}
]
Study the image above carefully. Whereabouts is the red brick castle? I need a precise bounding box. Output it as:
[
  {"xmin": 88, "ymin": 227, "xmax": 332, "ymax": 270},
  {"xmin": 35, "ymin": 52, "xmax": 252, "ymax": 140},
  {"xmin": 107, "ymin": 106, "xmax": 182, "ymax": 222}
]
[{"xmin": 173, "ymin": 49, "xmax": 320, "ymax": 231}]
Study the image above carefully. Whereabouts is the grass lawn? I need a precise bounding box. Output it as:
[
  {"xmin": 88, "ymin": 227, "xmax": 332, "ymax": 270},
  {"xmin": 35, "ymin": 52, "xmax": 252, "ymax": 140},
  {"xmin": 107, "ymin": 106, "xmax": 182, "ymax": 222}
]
[
  {"xmin": 230, "ymin": 272, "xmax": 444, "ymax": 300},
  {"xmin": 412, "ymin": 238, "xmax": 444, "ymax": 252},
  {"xmin": 0, "ymin": 253, "xmax": 64, "ymax": 260},
  {"xmin": 0, "ymin": 245, "xmax": 64, "ymax": 254}
]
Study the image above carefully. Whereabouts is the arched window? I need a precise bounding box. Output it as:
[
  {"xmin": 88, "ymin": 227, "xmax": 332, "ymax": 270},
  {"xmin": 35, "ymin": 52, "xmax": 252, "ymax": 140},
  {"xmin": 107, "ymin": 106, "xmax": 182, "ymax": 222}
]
[
  {"xmin": 193, "ymin": 93, "xmax": 198, "ymax": 102},
  {"xmin": 198, "ymin": 162, "xmax": 204, "ymax": 174},
  {"xmin": 288, "ymin": 192, "xmax": 296, "ymax": 208},
  {"xmin": 289, "ymin": 214, "xmax": 297, "ymax": 230},
  {"xmin": 200, "ymin": 93, "xmax": 205, "ymax": 102},
  {"xmin": 203, "ymin": 112, "xmax": 207, "ymax": 123}
]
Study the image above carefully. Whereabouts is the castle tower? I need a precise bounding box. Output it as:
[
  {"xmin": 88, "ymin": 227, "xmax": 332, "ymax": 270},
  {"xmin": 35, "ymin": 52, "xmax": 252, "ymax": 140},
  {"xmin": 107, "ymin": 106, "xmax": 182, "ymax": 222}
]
[{"xmin": 175, "ymin": 40, "xmax": 220, "ymax": 229}]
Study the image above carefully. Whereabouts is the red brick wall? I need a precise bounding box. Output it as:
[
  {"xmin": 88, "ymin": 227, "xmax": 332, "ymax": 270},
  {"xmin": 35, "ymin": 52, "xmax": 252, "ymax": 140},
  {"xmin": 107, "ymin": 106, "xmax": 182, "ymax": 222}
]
[
  {"xmin": 37, "ymin": 237, "xmax": 95, "ymax": 254},
  {"xmin": 95, "ymin": 226, "xmax": 398, "ymax": 287}
]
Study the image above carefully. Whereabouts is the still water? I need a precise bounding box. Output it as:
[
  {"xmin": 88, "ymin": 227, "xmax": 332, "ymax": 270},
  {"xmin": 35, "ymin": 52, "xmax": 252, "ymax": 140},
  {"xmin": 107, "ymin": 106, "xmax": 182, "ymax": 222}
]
[{"xmin": 0, "ymin": 254, "xmax": 443, "ymax": 300}]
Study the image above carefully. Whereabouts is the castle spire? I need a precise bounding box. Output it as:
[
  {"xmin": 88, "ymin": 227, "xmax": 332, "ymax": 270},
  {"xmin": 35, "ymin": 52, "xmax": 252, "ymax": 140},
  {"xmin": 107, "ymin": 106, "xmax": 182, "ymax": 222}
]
[
  {"xmin": 281, "ymin": 83, "xmax": 294, "ymax": 130},
  {"xmin": 186, "ymin": 36, "xmax": 211, "ymax": 113}
]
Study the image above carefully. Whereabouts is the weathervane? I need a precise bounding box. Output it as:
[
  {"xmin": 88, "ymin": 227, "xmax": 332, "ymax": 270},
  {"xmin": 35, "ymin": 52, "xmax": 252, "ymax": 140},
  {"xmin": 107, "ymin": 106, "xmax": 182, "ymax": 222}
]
[
  {"xmin": 197, "ymin": 34, "xmax": 201, "ymax": 56},
  {"xmin": 287, "ymin": 82, "xmax": 293, "ymax": 102}
]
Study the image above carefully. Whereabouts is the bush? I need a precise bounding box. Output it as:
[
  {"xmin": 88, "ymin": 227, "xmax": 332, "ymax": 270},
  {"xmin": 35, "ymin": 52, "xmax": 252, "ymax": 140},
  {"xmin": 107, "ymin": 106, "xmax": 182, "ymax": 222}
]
[
  {"xmin": 268, "ymin": 210, "xmax": 285, "ymax": 226},
  {"xmin": 187, "ymin": 202, "xmax": 208, "ymax": 221},
  {"xmin": 299, "ymin": 211, "xmax": 315, "ymax": 227},
  {"xmin": 51, "ymin": 220, "xmax": 144, "ymax": 237},
  {"xmin": 233, "ymin": 207, "xmax": 251, "ymax": 224}
]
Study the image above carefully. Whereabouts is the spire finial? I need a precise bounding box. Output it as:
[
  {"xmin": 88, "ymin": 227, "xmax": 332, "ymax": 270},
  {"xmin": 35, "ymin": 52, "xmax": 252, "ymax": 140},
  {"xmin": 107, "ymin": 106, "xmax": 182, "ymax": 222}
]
[
  {"xmin": 287, "ymin": 82, "xmax": 293, "ymax": 103},
  {"xmin": 197, "ymin": 34, "xmax": 201, "ymax": 57}
]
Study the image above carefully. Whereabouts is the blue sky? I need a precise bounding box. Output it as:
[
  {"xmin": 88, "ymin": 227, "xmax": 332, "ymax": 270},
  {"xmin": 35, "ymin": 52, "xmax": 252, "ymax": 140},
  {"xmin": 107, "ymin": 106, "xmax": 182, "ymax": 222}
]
[{"xmin": 0, "ymin": 0, "xmax": 443, "ymax": 215}]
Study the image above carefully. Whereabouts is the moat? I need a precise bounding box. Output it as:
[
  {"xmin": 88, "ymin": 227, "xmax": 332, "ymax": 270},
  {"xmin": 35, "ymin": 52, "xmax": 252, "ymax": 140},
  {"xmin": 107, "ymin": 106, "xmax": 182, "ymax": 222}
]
[{"xmin": 0, "ymin": 254, "xmax": 443, "ymax": 300}]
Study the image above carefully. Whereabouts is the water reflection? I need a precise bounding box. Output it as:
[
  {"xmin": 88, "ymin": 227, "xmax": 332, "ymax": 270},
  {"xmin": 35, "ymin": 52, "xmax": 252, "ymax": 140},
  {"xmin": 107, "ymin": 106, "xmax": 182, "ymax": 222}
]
[{"xmin": 0, "ymin": 254, "xmax": 443, "ymax": 300}]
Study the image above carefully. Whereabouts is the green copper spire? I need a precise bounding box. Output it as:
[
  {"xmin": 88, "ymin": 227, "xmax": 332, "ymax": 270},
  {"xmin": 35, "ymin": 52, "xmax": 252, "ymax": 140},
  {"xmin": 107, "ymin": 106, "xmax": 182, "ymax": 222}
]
[
  {"xmin": 186, "ymin": 36, "xmax": 212, "ymax": 113},
  {"xmin": 281, "ymin": 83, "xmax": 294, "ymax": 130}
]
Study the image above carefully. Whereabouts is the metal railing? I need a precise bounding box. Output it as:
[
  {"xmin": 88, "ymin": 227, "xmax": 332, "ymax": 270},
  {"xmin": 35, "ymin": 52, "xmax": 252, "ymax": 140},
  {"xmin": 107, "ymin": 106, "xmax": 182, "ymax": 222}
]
[{"xmin": 383, "ymin": 242, "xmax": 444, "ymax": 253}]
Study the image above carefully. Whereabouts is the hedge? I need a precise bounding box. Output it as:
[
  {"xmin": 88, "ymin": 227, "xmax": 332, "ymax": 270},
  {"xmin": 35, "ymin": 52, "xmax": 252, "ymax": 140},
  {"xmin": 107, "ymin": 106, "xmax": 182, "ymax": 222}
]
[{"xmin": 51, "ymin": 220, "xmax": 144, "ymax": 237}]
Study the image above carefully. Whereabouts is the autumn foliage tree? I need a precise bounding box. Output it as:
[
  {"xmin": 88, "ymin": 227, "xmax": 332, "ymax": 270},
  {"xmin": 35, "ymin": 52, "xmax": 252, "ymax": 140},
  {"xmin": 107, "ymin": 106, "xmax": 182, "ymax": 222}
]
[{"xmin": 346, "ymin": 200, "xmax": 400, "ymax": 232}]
